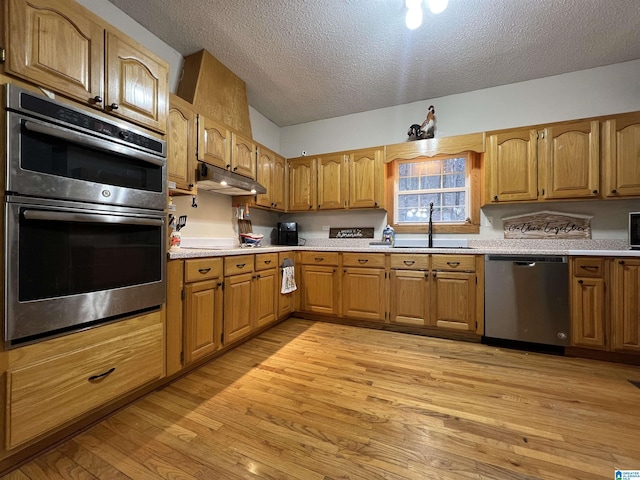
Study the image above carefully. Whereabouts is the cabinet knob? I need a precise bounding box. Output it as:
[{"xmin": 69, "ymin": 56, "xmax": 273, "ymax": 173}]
[
  {"xmin": 92, "ymin": 95, "xmax": 103, "ymax": 104},
  {"xmin": 619, "ymin": 260, "xmax": 625, "ymax": 265},
  {"xmin": 226, "ymin": 164, "xmax": 231, "ymax": 169},
  {"xmin": 493, "ymin": 195, "xmax": 498, "ymax": 201},
  {"xmin": 110, "ymin": 103, "xmax": 119, "ymax": 110},
  {"xmin": 611, "ymin": 189, "xmax": 617, "ymax": 194},
  {"xmin": 233, "ymin": 166, "xmax": 238, "ymax": 171},
  {"xmin": 578, "ymin": 279, "xmax": 583, "ymax": 284},
  {"xmin": 309, "ymin": 205, "xmax": 313, "ymax": 209},
  {"xmin": 188, "ymin": 183, "xmax": 194, "ymax": 188},
  {"xmin": 374, "ymin": 202, "xmax": 378, "ymax": 208},
  {"xmin": 592, "ymin": 189, "xmax": 598, "ymax": 194}
]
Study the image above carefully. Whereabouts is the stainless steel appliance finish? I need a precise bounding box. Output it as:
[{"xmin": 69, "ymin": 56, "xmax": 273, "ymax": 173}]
[
  {"xmin": 484, "ymin": 254, "xmax": 570, "ymax": 346},
  {"xmin": 630, "ymin": 212, "xmax": 640, "ymax": 249},
  {"xmin": 196, "ymin": 161, "xmax": 266, "ymax": 196},
  {"xmin": 5, "ymin": 84, "xmax": 166, "ymax": 211},
  {"xmin": 3, "ymin": 85, "xmax": 167, "ymax": 348}
]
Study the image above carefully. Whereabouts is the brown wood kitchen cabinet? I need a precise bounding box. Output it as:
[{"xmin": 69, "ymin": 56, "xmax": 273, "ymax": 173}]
[
  {"xmin": 299, "ymin": 251, "xmax": 340, "ymax": 315},
  {"xmin": 430, "ymin": 255, "xmax": 477, "ymax": 332},
  {"xmin": 223, "ymin": 255, "xmax": 256, "ymax": 344},
  {"xmin": 317, "ymin": 153, "xmax": 348, "ymax": 210},
  {"xmin": 255, "ymin": 145, "xmax": 286, "ymax": 211},
  {"xmin": 254, "ymin": 253, "xmax": 279, "ymax": 329},
  {"xmin": 168, "ymin": 94, "xmax": 198, "ymax": 193},
  {"xmin": 6, "ymin": 0, "xmax": 169, "ymax": 133},
  {"xmin": 603, "ymin": 111, "xmax": 640, "ymax": 198},
  {"xmin": 389, "ymin": 254, "xmax": 431, "ymax": 327},
  {"xmin": 611, "ymin": 258, "xmax": 640, "ymax": 353},
  {"xmin": 278, "ymin": 251, "xmax": 297, "ymax": 318},
  {"xmin": 288, "ymin": 156, "xmax": 318, "ymax": 211},
  {"xmin": 3, "ymin": 311, "xmax": 164, "ymax": 451},
  {"xmin": 183, "ymin": 258, "xmax": 224, "ymax": 364},
  {"xmin": 570, "ymin": 257, "xmax": 607, "ymax": 349},
  {"xmin": 486, "ymin": 120, "xmax": 599, "ymax": 203},
  {"xmin": 341, "ymin": 253, "xmax": 386, "ymax": 322},
  {"xmin": 198, "ymin": 115, "xmax": 231, "ymax": 170}
]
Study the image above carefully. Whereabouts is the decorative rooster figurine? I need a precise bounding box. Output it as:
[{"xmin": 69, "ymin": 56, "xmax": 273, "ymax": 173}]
[{"xmin": 407, "ymin": 105, "xmax": 436, "ymax": 140}]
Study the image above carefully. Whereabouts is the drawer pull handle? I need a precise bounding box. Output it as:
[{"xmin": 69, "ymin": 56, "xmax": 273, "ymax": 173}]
[
  {"xmin": 447, "ymin": 261, "xmax": 460, "ymax": 267},
  {"xmin": 579, "ymin": 265, "xmax": 598, "ymax": 270},
  {"xmin": 358, "ymin": 259, "xmax": 369, "ymax": 264},
  {"xmin": 198, "ymin": 268, "xmax": 211, "ymax": 274},
  {"xmin": 236, "ymin": 263, "xmax": 246, "ymax": 268},
  {"xmin": 314, "ymin": 257, "xmax": 324, "ymax": 262},
  {"xmin": 88, "ymin": 367, "xmax": 116, "ymax": 382},
  {"xmin": 264, "ymin": 260, "xmax": 272, "ymax": 264},
  {"xmin": 403, "ymin": 260, "xmax": 415, "ymax": 266}
]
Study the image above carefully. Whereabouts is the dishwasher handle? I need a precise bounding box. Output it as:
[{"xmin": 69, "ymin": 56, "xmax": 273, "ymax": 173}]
[
  {"xmin": 514, "ymin": 261, "xmax": 536, "ymax": 267},
  {"xmin": 486, "ymin": 255, "xmax": 567, "ymax": 263}
]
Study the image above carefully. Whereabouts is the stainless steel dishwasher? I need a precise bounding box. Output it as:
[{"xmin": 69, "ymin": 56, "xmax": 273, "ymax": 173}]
[{"xmin": 484, "ymin": 255, "xmax": 569, "ymax": 346}]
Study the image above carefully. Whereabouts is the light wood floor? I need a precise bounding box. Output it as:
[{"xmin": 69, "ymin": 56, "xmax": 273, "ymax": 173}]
[{"xmin": 4, "ymin": 318, "xmax": 640, "ymax": 480}]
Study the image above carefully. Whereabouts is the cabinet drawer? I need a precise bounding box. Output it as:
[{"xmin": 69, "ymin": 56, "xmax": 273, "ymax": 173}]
[
  {"xmin": 300, "ymin": 251, "xmax": 339, "ymax": 266},
  {"xmin": 225, "ymin": 255, "xmax": 255, "ymax": 276},
  {"xmin": 573, "ymin": 257, "xmax": 604, "ymax": 278},
  {"xmin": 6, "ymin": 319, "xmax": 164, "ymax": 449},
  {"xmin": 390, "ymin": 254, "xmax": 430, "ymax": 270},
  {"xmin": 255, "ymin": 253, "xmax": 278, "ymax": 271},
  {"xmin": 185, "ymin": 257, "xmax": 224, "ymax": 282},
  {"xmin": 432, "ymin": 255, "xmax": 476, "ymax": 272},
  {"xmin": 342, "ymin": 253, "xmax": 385, "ymax": 268}
]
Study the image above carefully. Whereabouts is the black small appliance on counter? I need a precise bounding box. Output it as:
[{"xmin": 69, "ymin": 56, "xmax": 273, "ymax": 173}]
[{"xmin": 276, "ymin": 222, "xmax": 298, "ymax": 246}]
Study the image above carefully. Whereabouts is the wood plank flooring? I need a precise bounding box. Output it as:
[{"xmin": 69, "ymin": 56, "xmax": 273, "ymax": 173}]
[{"xmin": 4, "ymin": 318, "xmax": 640, "ymax": 479}]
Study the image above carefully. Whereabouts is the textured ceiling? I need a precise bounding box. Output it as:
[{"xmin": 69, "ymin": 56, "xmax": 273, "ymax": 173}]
[{"xmin": 107, "ymin": 0, "xmax": 640, "ymax": 127}]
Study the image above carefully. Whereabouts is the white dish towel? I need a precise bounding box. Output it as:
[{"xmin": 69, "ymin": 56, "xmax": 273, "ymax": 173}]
[{"xmin": 281, "ymin": 265, "xmax": 297, "ymax": 294}]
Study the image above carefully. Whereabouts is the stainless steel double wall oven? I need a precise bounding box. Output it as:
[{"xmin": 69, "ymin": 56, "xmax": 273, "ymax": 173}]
[{"xmin": 4, "ymin": 85, "xmax": 167, "ymax": 348}]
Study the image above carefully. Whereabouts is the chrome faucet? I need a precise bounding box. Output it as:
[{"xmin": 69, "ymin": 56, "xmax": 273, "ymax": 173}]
[{"xmin": 428, "ymin": 202, "xmax": 434, "ymax": 248}]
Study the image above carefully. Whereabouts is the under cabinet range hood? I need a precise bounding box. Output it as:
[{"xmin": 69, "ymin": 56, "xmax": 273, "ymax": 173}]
[{"xmin": 196, "ymin": 162, "xmax": 266, "ymax": 196}]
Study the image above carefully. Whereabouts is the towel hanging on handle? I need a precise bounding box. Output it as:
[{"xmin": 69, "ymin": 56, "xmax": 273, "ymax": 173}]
[{"xmin": 281, "ymin": 265, "xmax": 297, "ymax": 294}]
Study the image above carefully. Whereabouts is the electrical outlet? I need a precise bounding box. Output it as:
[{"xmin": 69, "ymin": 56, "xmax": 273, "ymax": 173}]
[
  {"xmin": 322, "ymin": 225, "xmax": 330, "ymax": 231},
  {"xmin": 484, "ymin": 215, "xmax": 494, "ymax": 227}
]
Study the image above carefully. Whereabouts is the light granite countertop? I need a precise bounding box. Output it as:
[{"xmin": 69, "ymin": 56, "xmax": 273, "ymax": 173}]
[{"xmin": 168, "ymin": 239, "xmax": 640, "ymax": 260}]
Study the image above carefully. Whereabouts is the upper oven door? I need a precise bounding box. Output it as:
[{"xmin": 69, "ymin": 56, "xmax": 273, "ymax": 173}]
[{"xmin": 6, "ymin": 110, "xmax": 167, "ymax": 210}]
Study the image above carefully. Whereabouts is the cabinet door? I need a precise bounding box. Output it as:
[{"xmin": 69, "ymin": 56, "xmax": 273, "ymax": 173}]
[
  {"xmin": 271, "ymin": 154, "xmax": 287, "ymax": 211},
  {"xmin": 223, "ymin": 272, "xmax": 254, "ymax": 344},
  {"xmin": 168, "ymin": 94, "xmax": 197, "ymax": 192},
  {"xmin": 389, "ymin": 270, "xmax": 430, "ymax": 326},
  {"xmin": 288, "ymin": 157, "xmax": 317, "ymax": 211},
  {"xmin": 317, "ymin": 153, "xmax": 347, "ymax": 209},
  {"xmin": 342, "ymin": 268, "xmax": 386, "ymax": 321},
  {"xmin": 603, "ymin": 112, "xmax": 640, "ymax": 197},
  {"xmin": 300, "ymin": 265, "xmax": 338, "ymax": 315},
  {"xmin": 487, "ymin": 129, "xmax": 538, "ymax": 202},
  {"xmin": 198, "ymin": 115, "xmax": 231, "ymax": 169},
  {"xmin": 611, "ymin": 259, "xmax": 640, "ymax": 352},
  {"xmin": 278, "ymin": 252, "xmax": 296, "ymax": 318},
  {"xmin": 570, "ymin": 277, "xmax": 606, "ymax": 349},
  {"xmin": 255, "ymin": 268, "xmax": 278, "ymax": 328},
  {"xmin": 255, "ymin": 147, "xmax": 273, "ymax": 208},
  {"xmin": 431, "ymin": 271, "xmax": 476, "ymax": 331},
  {"xmin": 184, "ymin": 279, "xmax": 223, "ymax": 364},
  {"xmin": 7, "ymin": 0, "xmax": 104, "ymax": 106},
  {"xmin": 232, "ymin": 132, "xmax": 256, "ymax": 179},
  {"xmin": 542, "ymin": 121, "xmax": 599, "ymax": 199},
  {"xmin": 349, "ymin": 149, "xmax": 382, "ymax": 208},
  {"xmin": 105, "ymin": 31, "xmax": 168, "ymax": 133}
]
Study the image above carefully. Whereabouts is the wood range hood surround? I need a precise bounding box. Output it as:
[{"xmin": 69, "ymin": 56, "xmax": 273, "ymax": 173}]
[{"xmin": 177, "ymin": 49, "xmax": 252, "ymax": 137}]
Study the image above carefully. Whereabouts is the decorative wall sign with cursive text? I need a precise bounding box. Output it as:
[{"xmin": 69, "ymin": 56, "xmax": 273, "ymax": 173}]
[
  {"xmin": 329, "ymin": 227, "xmax": 374, "ymax": 239},
  {"xmin": 502, "ymin": 211, "xmax": 592, "ymax": 239}
]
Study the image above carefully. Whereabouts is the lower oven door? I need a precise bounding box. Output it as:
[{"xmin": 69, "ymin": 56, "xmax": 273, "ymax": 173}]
[{"xmin": 4, "ymin": 196, "xmax": 166, "ymax": 347}]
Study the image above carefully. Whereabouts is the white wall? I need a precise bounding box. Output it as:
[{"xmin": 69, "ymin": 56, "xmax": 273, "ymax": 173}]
[{"xmin": 280, "ymin": 60, "xmax": 640, "ymax": 159}]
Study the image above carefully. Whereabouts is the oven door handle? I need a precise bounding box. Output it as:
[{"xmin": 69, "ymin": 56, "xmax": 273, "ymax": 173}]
[
  {"xmin": 23, "ymin": 210, "xmax": 164, "ymax": 226},
  {"xmin": 23, "ymin": 119, "xmax": 165, "ymax": 167}
]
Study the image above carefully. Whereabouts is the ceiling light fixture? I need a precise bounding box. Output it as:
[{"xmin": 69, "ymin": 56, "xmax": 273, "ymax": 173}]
[{"xmin": 427, "ymin": 0, "xmax": 448, "ymax": 14}]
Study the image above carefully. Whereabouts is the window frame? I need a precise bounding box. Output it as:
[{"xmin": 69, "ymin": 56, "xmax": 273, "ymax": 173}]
[{"xmin": 386, "ymin": 151, "xmax": 481, "ymax": 234}]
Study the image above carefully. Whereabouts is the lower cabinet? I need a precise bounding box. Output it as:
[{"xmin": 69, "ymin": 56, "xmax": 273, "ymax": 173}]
[
  {"xmin": 183, "ymin": 258, "xmax": 224, "ymax": 365},
  {"xmin": 300, "ymin": 251, "xmax": 340, "ymax": 315},
  {"xmin": 341, "ymin": 253, "xmax": 386, "ymax": 321},
  {"xmin": 389, "ymin": 254, "xmax": 430, "ymax": 326},
  {"xmin": 431, "ymin": 255, "xmax": 477, "ymax": 332},
  {"xmin": 611, "ymin": 258, "xmax": 640, "ymax": 352},
  {"xmin": 570, "ymin": 257, "xmax": 606, "ymax": 349},
  {"xmin": 278, "ymin": 251, "xmax": 297, "ymax": 318},
  {"xmin": 254, "ymin": 253, "xmax": 279, "ymax": 328},
  {"xmin": 5, "ymin": 311, "xmax": 164, "ymax": 450},
  {"xmin": 223, "ymin": 256, "xmax": 255, "ymax": 345}
]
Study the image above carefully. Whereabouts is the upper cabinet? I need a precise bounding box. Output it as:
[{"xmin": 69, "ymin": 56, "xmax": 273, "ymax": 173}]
[
  {"xmin": 288, "ymin": 147, "xmax": 384, "ymax": 212},
  {"xmin": 6, "ymin": 0, "xmax": 169, "ymax": 133},
  {"xmin": 255, "ymin": 146, "xmax": 286, "ymax": 211},
  {"xmin": 167, "ymin": 94, "xmax": 197, "ymax": 193},
  {"xmin": 603, "ymin": 112, "xmax": 640, "ymax": 198},
  {"xmin": 197, "ymin": 115, "xmax": 256, "ymax": 180},
  {"xmin": 486, "ymin": 120, "xmax": 600, "ymax": 203}
]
